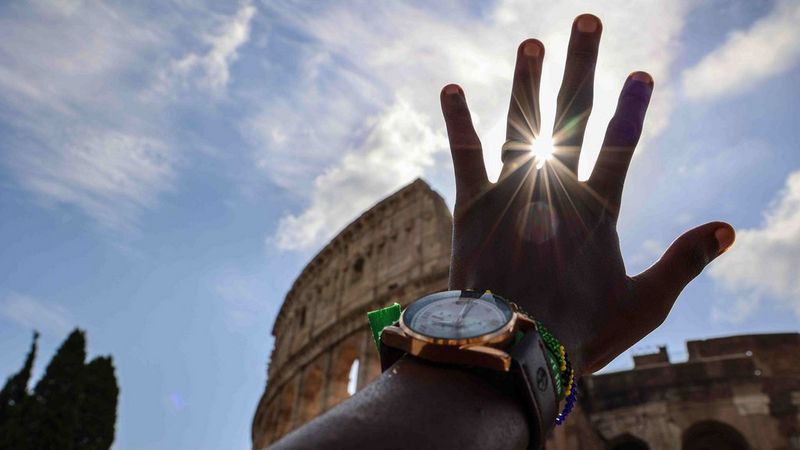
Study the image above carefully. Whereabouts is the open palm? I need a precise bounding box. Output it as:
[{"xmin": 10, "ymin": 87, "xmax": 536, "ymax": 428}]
[{"xmin": 441, "ymin": 14, "xmax": 735, "ymax": 375}]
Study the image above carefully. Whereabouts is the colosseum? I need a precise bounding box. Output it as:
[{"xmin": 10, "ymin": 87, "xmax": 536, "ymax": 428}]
[{"xmin": 251, "ymin": 179, "xmax": 800, "ymax": 449}]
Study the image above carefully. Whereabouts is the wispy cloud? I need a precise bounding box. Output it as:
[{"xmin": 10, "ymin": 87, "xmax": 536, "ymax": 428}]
[
  {"xmin": 215, "ymin": 269, "xmax": 274, "ymax": 329},
  {"xmin": 0, "ymin": 1, "xmax": 176, "ymax": 231},
  {"xmin": 0, "ymin": 292, "xmax": 73, "ymax": 336},
  {"xmin": 260, "ymin": 0, "xmax": 690, "ymax": 252},
  {"xmin": 628, "ymin": 239, "xmax": 667, "ymax": 270},
  {"xmin": 682, "ymin": 0, "xmax": 800, "ymax": 101},
  {"xmin": 157, "ymin": 2, "xmax": 256, "ymax": 94},
  {"xmin": 0, "ymin": 2, "xmax": 257, "ymax": 232},
  {"xmin": 8, "ymin": 129, "xmax": 174, "ymax": 232},
  {"xmin": 709, "ymin": 169, "xmax": 800, "ymax": 322}
]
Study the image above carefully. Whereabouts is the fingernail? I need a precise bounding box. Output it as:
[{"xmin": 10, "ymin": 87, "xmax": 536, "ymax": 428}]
[
  {"xmin": 576, "ymin": 15, "xmax": 599, "ymax": 33},
  {"xmin": 714, "ymin": 227, "xmax": 735, "ymax": 254},
  {"xmin": 630, "ymin": 71, "xmax": 654, "ymax": 86},
  {"xmin": 444, "ymin": 84, "xmax": 463, "ymax": 96},
  {"xmin": 523, "ymin": 40, "xmax": 541, "ymax": 57}
]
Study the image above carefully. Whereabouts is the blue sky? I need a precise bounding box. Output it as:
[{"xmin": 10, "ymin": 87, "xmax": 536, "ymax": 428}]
[{"xmin": 1, "ymin": 0, "xmax": 799, "ymax": 449}]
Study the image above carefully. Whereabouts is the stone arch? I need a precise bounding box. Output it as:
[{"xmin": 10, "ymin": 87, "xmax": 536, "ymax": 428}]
[
  {"xmin": 682, "ymin": 420, "xmax": 750, "ymax": 450},
  {"xmin": 327, "ymin": 333, "xmax": 362, "ymax": 407},
  {"xmin": 262, "ymin": 401, "xmax": 280, "ymax": 446},
  {"xmin": 273, "ymin": 383, "xmax": 297, "ymax": 441},
  {"xmin": 608, "ymin": 433, "xmax": 650, "ymax": 450},
  {"xmin": 351, "ymin": 256, "xmax": 365, "ymax": 283},
  {"xmin": 361, "ymin": 345, "xmax": 382, "ymax": 388},
  {"xmin": 298, "ymin": 362, "xmax": 324, "ymax": 423}
]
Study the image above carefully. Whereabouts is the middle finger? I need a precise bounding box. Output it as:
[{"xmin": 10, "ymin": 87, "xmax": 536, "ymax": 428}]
[{"xmin": 552, "ymin": 14, "xmax": 603, "ymax": 175}]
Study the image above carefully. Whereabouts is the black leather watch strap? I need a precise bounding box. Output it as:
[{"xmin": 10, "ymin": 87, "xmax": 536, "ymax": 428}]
[{"xmin": 508, "ymin": 330, "xmax": 560, "ymax": 450}]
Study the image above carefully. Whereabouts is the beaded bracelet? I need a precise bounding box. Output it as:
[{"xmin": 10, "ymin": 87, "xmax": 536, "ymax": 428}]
[
  {"xmin": 537, "ymin": 322, "xmax": 577, "ymax": 425},
  {"xmin": 512, "ymin": 302, "xmax": 578, "ymax": 426}
]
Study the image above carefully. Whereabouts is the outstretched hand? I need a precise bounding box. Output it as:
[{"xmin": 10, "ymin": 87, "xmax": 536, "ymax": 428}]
[{"xmin": 441, "ymin": 14, "xmax": 735, "ymax": 375}]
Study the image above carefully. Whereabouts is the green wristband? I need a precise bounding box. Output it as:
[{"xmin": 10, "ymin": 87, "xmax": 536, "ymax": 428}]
[{"xmin": 367, "ymin": 303, "xmax": 401, "ymax": 351}]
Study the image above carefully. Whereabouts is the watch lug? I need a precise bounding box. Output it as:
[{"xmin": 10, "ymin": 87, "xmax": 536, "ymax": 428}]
[
  {"xmin": 380, "ymin": 325, "xmax": 411, "ymax": 352},
  {"xmin": 515, "ymin": 313, "xmax": 537, "ymax": 331},
  {"xmin": 459, "ymin": 345, "xmax": 513, "ymax": 372}
]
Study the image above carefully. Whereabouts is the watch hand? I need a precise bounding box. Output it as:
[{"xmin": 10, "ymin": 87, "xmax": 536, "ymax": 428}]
[{"xmin": 455, "ymin": 300, "xmax": 476, "ymax": 327}]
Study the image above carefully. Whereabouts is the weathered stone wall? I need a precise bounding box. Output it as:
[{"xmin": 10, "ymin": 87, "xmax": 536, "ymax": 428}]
[
  {"xmin": 546, "ymin": 333, "xmax": 800, "ymax": 450},
  {"xmin": 251, "ymin": 179, "xmax": 452, "ymax": 449}
]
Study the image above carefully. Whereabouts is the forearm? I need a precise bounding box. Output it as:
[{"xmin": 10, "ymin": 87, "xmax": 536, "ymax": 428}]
[{"xmin": 270, "ymin": 356, "xmax": 530, "ymax": 450}]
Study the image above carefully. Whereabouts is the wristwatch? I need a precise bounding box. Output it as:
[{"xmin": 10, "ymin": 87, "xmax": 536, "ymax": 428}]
[{"xmin": 374, "ymin": 290, "xmax": 560, "ymax": 450}]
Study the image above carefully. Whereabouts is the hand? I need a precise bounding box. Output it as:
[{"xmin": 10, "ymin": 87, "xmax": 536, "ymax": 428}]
[{"xmin": 440, "ymin": 14, "xmax": 736, "ymax": 375}]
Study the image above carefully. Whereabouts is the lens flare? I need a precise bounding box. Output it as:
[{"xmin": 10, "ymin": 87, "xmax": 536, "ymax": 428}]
[{"xmin": 530, "ymin": 134, "xmax": 555, "ymax": 169}]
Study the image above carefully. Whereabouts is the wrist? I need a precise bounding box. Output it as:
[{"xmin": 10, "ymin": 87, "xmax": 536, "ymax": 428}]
[
  {"xmin": 373, "ymin": 290, "xmax": 575, "ymax": 447},
  {"xmin": 271, "ymin": 356, "xmax": 530, "ymax": 450},
  {"xmin": 382, "ymin": 357, "xmax": 531, "ymax": 449}
]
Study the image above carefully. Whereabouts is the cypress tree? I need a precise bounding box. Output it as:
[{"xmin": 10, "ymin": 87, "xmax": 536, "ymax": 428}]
[
  {"xmin": 0, "ymin": 332, "xmax": 38, "ymax": 449},
  {"xmin": 0, "ymin": 331, "xmax": 37, "ymax": 422},
  {"xmin": 0, "ymin": 329, "xmax": 119, "ymax": 450},
  {"xmin": 73, "ymin": 356, "xmax": 118, "ymax": 450},
  {"xmin": 27, "ymin": 329, "xmax": 87, "ymax": 450}
]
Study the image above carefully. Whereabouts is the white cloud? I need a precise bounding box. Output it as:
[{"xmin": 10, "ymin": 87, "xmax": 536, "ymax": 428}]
[
  {"xmin": 682, "ymin": 0, "xmax": 800, "ymax": 101},
  {"xmin": 710, "ymin": 170, "xmax": 800, "ymax": 322},
  {"xmin": 274, "ymin": 98, "xmax": 445, "ymax": 250},
  {"xmin": 260, "ymin": 0, "xmax": 690, "ymax": 251},
  {"xmin": 0, "ymin": 293, "xmax": 73, "ymax": 336},
  {"xmin": 160, "ymin": 3, "xmax": 256, "ymax": 93}
]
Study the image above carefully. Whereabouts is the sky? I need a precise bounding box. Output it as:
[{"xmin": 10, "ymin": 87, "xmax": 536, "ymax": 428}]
[{"xmin": 0, "ymin": 0, "xmax": 799, "ymax": 449}]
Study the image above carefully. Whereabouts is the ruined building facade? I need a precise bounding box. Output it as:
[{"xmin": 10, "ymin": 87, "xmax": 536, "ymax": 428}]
[
  {"xmin": 548, "ymin": 334, "xmax": 800, "ymax": 449},
  {"xmin": 252, "ymin": 179, "xmax": 800, "ymax": 450},
  {"xmin": 251, "ymin": 180, "xmax": 452, "ymax": 449}
]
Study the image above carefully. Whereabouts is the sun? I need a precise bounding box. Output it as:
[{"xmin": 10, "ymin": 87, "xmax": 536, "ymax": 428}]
[{"xmin": 530, "ymin": 134, "xmax": 555, "ymax": 169}]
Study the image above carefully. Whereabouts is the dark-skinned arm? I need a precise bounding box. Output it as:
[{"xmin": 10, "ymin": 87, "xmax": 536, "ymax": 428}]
[{"xmin": 271, "ymin": 357, "xmax": 529, "ymax": 450}]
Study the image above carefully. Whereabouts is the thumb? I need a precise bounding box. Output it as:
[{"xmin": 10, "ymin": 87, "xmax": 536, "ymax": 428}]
[{"xmin": 632, "ymin": 221, "xmax": 735, "ymax": 321}]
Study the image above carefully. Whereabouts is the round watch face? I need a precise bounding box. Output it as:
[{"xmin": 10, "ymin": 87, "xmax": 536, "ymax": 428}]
[{"xmin": 402, "ymin": 290, "xmax": 513, "ymax": 340}]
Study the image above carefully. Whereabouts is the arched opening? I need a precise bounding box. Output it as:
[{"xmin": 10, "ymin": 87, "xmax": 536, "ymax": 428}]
[
  {"xmin": 608, "ymin": 433, "xmax": 649, "ymax": 450},
  {"xmin": 683, "ymin": 420, "xmax": 750, "ymax": 450},
  {"xmin": 327, "ymin": 333, "xmax": 361, "ymax": 407},
  {"xmin": 347, "ymin": 358, "xmax": 360, "ymax": 396}
]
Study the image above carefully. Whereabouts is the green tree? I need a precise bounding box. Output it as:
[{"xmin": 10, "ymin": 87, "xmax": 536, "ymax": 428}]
[
  {"xmin": 27, "ymin": 329, "xmax": 87, "ymax": 450},
  {"xmin": 0, "ymin": 332, "xmax": 37, "ymax": 421},
  {"xmin": 73, "ymin": 357, "xmax": 118, "ymax": 450},
  {"xmin": 0, "ymin": 332, "xmax": 38, "ymax": 449},
  {"xmin": 0, "ymin": 329, "xmax": 118, "ymax": 450}
]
